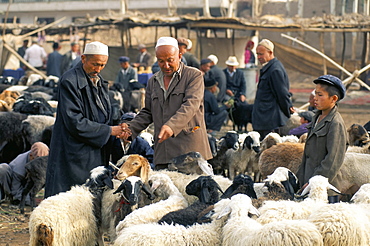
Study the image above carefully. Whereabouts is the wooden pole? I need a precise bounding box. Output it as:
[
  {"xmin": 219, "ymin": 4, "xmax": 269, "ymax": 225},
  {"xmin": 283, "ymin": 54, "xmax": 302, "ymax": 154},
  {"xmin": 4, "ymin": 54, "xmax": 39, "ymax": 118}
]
[
  {"xmin": 18, "ymin": 17, "xmax": 67, "ymax": 40},
  {"xmin": 281, "ymin": 33, "xmax": 369, "ymax": 88},
  {"xmin": 319, "ymin": 32, "xmax": 327, "ymax": 74},
  {"xmin": 3, "ymin": 42, "xmax": 47, "ymax": 79}
]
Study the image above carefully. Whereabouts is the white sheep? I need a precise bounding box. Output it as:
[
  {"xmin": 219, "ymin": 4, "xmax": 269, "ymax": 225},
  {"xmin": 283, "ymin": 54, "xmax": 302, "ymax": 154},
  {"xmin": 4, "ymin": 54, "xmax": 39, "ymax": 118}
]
[
  {"xmin": 308, "ymin": 202, "xmax": 370, "ymax": 246},
  {"xmin": 259, "ymin": 132, "xmax": 283, "ymax": 153},
  {"xmin": 219, "ymin": 194, "xmax": 323, "ymax": 246},
  {"xmin": 116, "ymin": 154, "xmax": 232, "ymax": 205},
  {"xmin": 350, "ymin": 183, "xmax": 370, "ymax": 204},
  {"xmin": 29, "ymin": 166, "xmax": 114, "ymax": 246},
  {"xmin": 281, "ymin": 134, "xmax": 299, "ymax": 143},
  {"xmin": 139, "ymin": 131, "xmax": 154, "ymax": 147},
  {"xmin": 115, "ymin": 173, "xmax": 188, "ymax": 234},
  {"xmin": 225, "ymin": 131, "xmax": 260, "ymax": 180},
  {"xmin": 257, "ymin": 175, "xmax": 340, "ymax": 224},
  {"xmin": 113, "ymin": 198, "xmax": 231, "ymax": 246}
]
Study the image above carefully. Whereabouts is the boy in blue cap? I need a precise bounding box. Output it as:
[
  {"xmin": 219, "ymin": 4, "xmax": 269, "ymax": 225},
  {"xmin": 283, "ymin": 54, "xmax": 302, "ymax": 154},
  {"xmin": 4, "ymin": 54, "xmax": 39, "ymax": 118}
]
[{"xmin": 297, "ymin": 75, "xmax": 348, "ymax": 196}]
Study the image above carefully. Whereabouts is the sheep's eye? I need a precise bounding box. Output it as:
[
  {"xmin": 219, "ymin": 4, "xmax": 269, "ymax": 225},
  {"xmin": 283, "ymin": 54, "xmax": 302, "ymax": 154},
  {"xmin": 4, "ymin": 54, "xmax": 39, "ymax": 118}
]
[
  {"xmin": 148, "ymin": 180, "xmax": 152, "ymax": 186},
  {"xmin": 133, "ymin": 162, "xmax": 139, "ymax": 165}
]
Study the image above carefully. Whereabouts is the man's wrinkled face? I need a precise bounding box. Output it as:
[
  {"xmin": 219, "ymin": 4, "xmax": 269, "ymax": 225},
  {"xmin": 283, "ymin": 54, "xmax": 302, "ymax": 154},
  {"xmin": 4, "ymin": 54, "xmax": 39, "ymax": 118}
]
[
  {"xmin": 82, "ymin": 54, "xmax": 108, "ymax": 78},
  {"xmin": 256, "ymin": 45, "xmax": 273, "ymax": 64},
  {"xmin": 156, "ymin": 45, "xmax": 180, "ymax": 77}
]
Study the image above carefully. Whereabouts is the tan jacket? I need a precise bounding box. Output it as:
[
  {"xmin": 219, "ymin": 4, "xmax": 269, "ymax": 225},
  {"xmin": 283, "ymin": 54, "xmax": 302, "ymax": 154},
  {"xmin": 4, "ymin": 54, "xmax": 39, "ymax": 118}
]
[{"xmin": 129, "ymin": 62, "xmax": 212, "ymax": 165}]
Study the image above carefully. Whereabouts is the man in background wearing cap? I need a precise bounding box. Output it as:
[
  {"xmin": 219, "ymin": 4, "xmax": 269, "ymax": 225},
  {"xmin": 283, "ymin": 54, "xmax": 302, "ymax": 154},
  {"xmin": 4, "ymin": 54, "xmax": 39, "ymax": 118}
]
[
  {"xmin": 180, "ymin": 38, "xmax": 200, "ymax": 69},
  {"xmin": 132, "ymin": 43, "xmax": 152, "ymax": 69},
  {"xmin": 120, "ymin": 37, "xmax": 212, "ymax": 170},
  {"xmin": 208, "ymin": 54, "xmax": 227, "ymax": 103},
  {"xmin": 297, "ymin": 74, "xmax": 348, "ymax": 193},
  {"xmin": 223, "ymin": 56, "xmax": 247, "ymax": 103},
  {"xmin": 252, "ymin": 38, "xmax": 293, "ymax": 140},
  {"xmin": 204, "ymin": 77, "xmax": 230, "ymax": 136},
  {"xmin": 45, "ymin": 41, "xmax": 128, "ymax": 197},
  {"xmin": 114, "ymin": 56, "xmax": 138, "ymax": 112},
  {"xmin": 288, "ymin": 111, "xmax": 315, "ymax": 138}
]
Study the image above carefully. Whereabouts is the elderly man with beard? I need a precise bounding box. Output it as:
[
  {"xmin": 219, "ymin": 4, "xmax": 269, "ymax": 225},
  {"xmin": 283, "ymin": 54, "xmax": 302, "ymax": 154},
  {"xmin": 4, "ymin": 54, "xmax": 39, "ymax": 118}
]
[
  {"xmin": 45, "ymin": 41, "xmax": 127, "ymax": 197},
  {"xmin": 121, "ymin": 37, "xmax": 212, "ymax": 170}
]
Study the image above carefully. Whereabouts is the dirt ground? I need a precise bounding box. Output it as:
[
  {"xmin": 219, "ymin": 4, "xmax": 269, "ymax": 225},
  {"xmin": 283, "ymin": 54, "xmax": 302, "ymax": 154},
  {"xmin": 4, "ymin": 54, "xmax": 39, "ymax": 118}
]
[{"xmin": 0, "ymin": 69, "xmax": 369, "ymax": 245}]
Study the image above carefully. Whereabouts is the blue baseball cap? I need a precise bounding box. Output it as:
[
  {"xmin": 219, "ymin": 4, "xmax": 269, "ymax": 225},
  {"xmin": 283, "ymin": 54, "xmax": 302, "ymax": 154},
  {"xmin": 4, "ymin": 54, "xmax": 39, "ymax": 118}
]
[
  {"xmin": 313, "ymin": 75, "xmax": 346, "ymax": 100},
  {"xmin": 119, "ymin": 56, "xmax": 130, "ymax": 63}
]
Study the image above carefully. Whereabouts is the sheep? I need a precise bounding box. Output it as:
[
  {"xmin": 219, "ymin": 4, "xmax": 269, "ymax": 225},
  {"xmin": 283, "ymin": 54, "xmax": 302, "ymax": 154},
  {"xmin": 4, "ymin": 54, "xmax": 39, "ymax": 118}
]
[
  {"xmin": 308, "ymin": 202, "xmax": 370, "ymax": 246},
  {"xmin": 257, "ymin": 175, "xmax": 341, "ymax": 225},
  {"xmin": 167, "ymin": 151, "xmax": 214, "ymax": 175},
  {"xmin": 221, "ymin": 173, "xmax": 257, "ymax": 199},
  {"xmin": 347, "ymin": 123, "xmax": 370, "ymax": 146},
  {"xmin": 29, "ymin": 166, "xmax": 114, "ymax": 246},
  {"xmin": 281, "ymin": 134, "xmax": 299, "ymax": 143},
  {"xmin": 115, "ymin": 173, "xmax": 188, "ymax": 234},
  {"xmin": 139, "ymin": 131, "xmax": 154, "ymax": 147},
  {"xmin": 228, "ymin": 101, "xmax": 253, "ymax": 133},
  {"xmin": 101, "ymin": 176, "xmax": 155, "ymax": 242},
  {"xmin": 351, "ymin": 183, "xmax": 370, "ymax": 204},
  {"xmin": 347, "ymin": 141, "xmax": 370, "ymax": 154},
  {"xmin": 208, "ymin": 131, "xmax": 239, "ymax": 176},
  {"xmin": 157, "ymin": 175, "xmax": 222, "ymax": 227},
  {"xmin": 0, "ymin": 111, "xmax": 28, "ymax": 163},
  {"xmin": 19, "ymin": 156, "xmax": 48, "ymax": 214},
  {"xmin": 259, "ymin": 132, "xmax": 282, "ymax": 153},
  {"xmin": 13, "ymin": 92, "xmax": 55, "ymax": 116},
  {"xmin": 113, "ymin": 198, "xmax": 232, "ymax": 246},
  {"xmin": 258, "ymin": 142, "xmax": 305, "ymax": 179},
  {"xmin": 278, "ymin": 114, "xmax": 301, "ymax": 136},
  {"xmin": 116, "ymin": 154, "xmax": 232, "ymax": 205},
  {"xmin": 21, "ymin": 115, "xmax": 55, "ymax": 146},
  {"xmin": 226, "ymin": 131, "xmax": 260, "ymax": 180},
  {"xmin": 219, "ymin": 194, "xmax": 323, "ymax": 246}
]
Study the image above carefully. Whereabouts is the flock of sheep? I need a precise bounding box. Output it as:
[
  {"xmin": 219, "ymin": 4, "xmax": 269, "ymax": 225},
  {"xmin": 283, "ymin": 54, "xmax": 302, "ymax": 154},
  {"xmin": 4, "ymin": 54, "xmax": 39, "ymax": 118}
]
[{"xmin": 1, "ymin": 77, "xmax": 370, "ymax": 245}]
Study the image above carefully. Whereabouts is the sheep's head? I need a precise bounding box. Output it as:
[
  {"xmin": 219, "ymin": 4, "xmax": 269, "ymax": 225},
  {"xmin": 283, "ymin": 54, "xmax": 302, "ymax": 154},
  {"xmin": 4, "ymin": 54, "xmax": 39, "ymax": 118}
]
[
  {"xmin": 264, "ymin": 167, "xmax": 300, "ymax": 198},
  {"xmin": 260, "ymin": 132, "xmax": 282, "ymax": 153},
  {"xmin": 113, "ymin": 176, "xmax": 155, "ymax": 208},
  {"xmin": 221, "ymin": 174, "xmax": 257, "ymax": 199},
  {"xmin": 116, "ymin": 154, "xmax": 150, "ymax": 183},
  {"xmin": 351, "ymin": 183, "xmax": 370, "ymax": 204},
  {"xmin": 301, "ymin": 175, "xmax": 341, "ymax": 202},
  {"xmin": 148, "ymin": 173, "xmax": 178, "ymax": 199},
  {"xmin": 242, "ymin": 131, "xmax": 261, "ymax": 153},
  {"xmin": 84, "ymin": 166, "xmax": 114, "ymax": 190},
  {"xmin": 186, "ymin": 176, "xmax": 222, "ymax": 204},
  {"xmin": 347, "ymin": 123, "xmax": 370, "ymax": 146}
]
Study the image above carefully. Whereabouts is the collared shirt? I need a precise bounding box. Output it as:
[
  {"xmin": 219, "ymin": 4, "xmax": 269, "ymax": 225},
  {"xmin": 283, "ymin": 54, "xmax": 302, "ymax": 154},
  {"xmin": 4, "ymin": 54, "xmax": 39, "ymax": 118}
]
[
  {"xmin": 226, "ymin": 69, "xmax": 235, "ymax": 77},
  {"xmin": 24, "ymin": 44, "xmax": 47, "ymax": 67},
  {"xmin": 156, "ymin": 65, "xmax": 182, "ymax": 99},
  {"xmin": 120, "ymin": 140, "xmax": 132, "ymax": 155},
  {"xmin": 139, "ymin": 51, "xmax": 147, "ymax": 63},
  {"xmin": 89, "ymin": 76, "xmax": 108, "ymax": 121}
]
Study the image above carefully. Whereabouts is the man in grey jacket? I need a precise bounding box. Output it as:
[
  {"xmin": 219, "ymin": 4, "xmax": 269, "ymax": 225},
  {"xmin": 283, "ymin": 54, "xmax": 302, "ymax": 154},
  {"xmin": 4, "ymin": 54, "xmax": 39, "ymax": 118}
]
[{"xmin": 121, "ymin": 37, "xmax": 212, "ymax": 170}]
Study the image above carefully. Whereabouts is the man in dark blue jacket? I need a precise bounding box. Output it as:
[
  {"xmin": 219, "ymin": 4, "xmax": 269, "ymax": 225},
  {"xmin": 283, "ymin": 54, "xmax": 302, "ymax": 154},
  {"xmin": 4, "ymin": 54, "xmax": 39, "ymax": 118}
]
[
  {"xmin": 111, "ymin": 112, "xmax": 154, "ymax": 168},
  {"xmin": 204, "ymin": 77, "xmax": 229, "ymax": 136},
  {"xmin": 223, "ymin": 56, "xmax": 247, "ymax": 103},
  {"xmin": 252, "ymin": 39, "xmax": 293, "ymax": 140}
]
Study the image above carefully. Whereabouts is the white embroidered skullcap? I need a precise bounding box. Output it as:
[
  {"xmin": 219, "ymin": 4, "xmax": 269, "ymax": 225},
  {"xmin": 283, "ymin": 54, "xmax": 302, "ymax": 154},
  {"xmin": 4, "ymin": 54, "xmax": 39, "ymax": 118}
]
[
  {"xmin": 187, "ymin": 39, "xmax": 193, "ymax": 50},
  {"xmin": 83, "ymin": 41, "xmax": 109, "ymax": 56},
  {"xmin": 155, "ymin": 37, "xmax": 179, "ymax": 50},
  {"xmin": 258, "ymin": 39, "xmax": 274, "ymax": 52},
  {"xmin": 207, "ymin": 54, "xmax": 218, "ymax": 65}
]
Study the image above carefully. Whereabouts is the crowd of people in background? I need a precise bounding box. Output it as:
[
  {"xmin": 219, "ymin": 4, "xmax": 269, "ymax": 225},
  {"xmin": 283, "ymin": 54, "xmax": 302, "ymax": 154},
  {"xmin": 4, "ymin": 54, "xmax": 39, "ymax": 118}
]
[{"xmin": 0, "ymin": 36, "xmax": 340, "ymax": 206}]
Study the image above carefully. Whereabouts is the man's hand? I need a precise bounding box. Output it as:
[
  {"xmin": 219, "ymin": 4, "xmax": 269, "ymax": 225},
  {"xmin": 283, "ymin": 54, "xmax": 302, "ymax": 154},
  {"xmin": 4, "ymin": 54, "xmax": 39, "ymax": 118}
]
[
  {"xmin": 112, "ymin": 123, "xmax": 132, "ymax": 139},
  {"xmin": 226, "ymin": 89, "xmax": 234, "ymax": 97},
  {"xmin": 239, "ymin": 95, "xmax": 246, "ymax": 102},
  {"xmin": 158, "ymin": 125, "xmax": 173, "ymax": 143}
]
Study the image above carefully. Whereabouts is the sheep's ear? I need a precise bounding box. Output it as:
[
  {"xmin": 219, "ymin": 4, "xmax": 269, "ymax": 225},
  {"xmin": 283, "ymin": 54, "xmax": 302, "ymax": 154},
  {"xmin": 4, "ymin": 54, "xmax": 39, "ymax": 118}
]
[
  {"xmin": 113, "ymin": 180, "xmax": 128, "ymax": 194},
  {"xmin": 248, "ymin": 205, "xmax": 260, "ymax": 217},
  {"xmin": 142, "ymin": 183, "xmax": 156, "ymax": 200},
  {"xmin": 140, "ymin": 156, "xmax": 150, "ymax": 183},
  {"xmin": 328, "ymin": 184, "xmax": 341, "ymax": 194},
  {"xmin": 217, "ymin": 205, "xmax": 231, "ymax": 220},
  {"xmin": 300, "ymin": 183, "xmax": 311, "ymax": 196},
  {"xmin": 243, "ymin": 136, "xmax": 253, "ymax": 150},
  {"xmin": 104, "ymin": 176, "xmax": 114, "ymax": 189}
]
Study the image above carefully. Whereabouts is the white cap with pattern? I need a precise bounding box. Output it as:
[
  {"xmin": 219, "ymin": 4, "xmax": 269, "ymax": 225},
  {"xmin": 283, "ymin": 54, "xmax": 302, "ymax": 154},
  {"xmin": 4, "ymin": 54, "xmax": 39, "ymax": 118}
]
[{"xmin": 83, "ymin": 41, "xmax": 109, "ymax": 56}]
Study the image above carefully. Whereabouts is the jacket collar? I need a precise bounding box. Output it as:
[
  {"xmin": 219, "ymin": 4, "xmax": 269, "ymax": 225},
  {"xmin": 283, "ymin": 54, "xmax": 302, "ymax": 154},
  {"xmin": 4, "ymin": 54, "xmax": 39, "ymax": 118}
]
[
  {"xmin": 75, "ymin": 61, "xmax": 108, "ymax": 90},
  {"xmin": 307, "ymin": 105, "xmax": 338, "ymax": 136},
  {"xmin": 260, "ymin": 57, "xmax": 277, "ymax": 74}
]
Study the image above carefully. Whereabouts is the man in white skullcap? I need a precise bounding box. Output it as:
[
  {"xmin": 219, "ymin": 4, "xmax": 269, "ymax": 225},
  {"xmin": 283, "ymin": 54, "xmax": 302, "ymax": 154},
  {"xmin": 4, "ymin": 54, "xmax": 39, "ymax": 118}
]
[
  {"xmin": 252, "ymin": 38, "xmax": 294, "ymax": 140},
  {"xmin": 207, "ymin": 54, "xmax": 227, "ymax": 103},
  {"xmin": 121, "ymin": 37, "xmax": 212, "ymax": 170},
  {"xmin": 45, "ymin": 41, "xmax": 127, "ymax": 197}
]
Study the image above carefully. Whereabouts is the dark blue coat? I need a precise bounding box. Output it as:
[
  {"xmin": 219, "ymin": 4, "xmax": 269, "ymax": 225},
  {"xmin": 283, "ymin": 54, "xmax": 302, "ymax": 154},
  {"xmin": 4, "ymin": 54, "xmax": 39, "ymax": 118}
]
[
  {"xmin": 252, "ymin": 58, "xmax": 292, "ymax": 131},
  {"xmin": 46, "ymin": 51, "xmax": 62, "ymax": 77},
  {"xmin": 223, "ymin": 68, "xmax": 246, "ymax": 98},
  {"xmin": 111, "ymin": 136, "xmax": 154, "ymax": 167},
  {"xmin": 209, "ymin": 65, "xmax": 227, "ymax": 103},
  {"xmin": 45, "ymin": 61, "xmax": 112, "ymax": 197}
]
